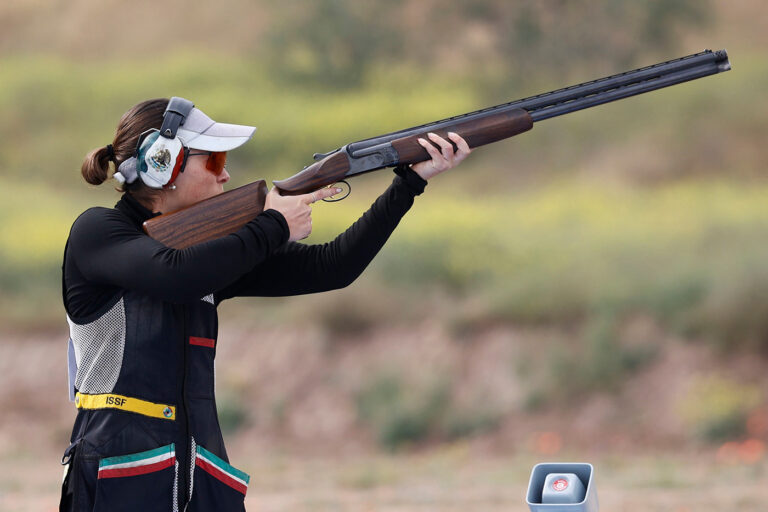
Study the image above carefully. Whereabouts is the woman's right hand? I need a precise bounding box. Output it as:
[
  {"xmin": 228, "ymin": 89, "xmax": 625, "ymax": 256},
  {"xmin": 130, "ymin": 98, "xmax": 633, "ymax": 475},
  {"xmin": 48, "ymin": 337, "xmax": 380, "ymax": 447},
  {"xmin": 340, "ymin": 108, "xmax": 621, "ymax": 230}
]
[{"xmin": 264, "ymin": 186, "xmax": 341, "ymax": 241}]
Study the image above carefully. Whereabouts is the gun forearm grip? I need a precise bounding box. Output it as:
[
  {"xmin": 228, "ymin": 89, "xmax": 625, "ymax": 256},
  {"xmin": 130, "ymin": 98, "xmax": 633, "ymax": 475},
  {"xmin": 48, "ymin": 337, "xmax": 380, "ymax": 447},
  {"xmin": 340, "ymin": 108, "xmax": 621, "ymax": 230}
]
[{"xmin": 391, "ymin": 107, "xmax": 533, "ymax": 163}]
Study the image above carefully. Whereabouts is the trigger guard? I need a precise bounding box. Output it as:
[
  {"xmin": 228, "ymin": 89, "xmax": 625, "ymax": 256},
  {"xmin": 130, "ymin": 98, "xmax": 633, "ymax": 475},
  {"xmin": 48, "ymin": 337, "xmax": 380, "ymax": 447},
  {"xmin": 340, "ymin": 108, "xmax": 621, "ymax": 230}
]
[{"xmin": 322, "ymin": 181, "xmax": 351, "ymax": 202}]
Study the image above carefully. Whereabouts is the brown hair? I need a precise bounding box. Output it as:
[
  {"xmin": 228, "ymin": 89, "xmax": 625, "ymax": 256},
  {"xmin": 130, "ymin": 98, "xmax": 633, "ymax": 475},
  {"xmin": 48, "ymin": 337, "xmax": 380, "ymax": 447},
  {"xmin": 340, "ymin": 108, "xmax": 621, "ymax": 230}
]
[{"xmin": 81, "ymin": 98, "xmax": 169, "ymax": 205}]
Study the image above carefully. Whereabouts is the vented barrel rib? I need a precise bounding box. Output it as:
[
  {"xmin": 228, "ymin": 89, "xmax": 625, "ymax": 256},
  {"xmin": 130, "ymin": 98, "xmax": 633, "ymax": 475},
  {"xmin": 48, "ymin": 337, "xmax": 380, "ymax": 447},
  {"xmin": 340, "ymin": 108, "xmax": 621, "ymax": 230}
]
[{"xmin": 347, "ymin": 49, "xmax": 730, "ymax": 154}]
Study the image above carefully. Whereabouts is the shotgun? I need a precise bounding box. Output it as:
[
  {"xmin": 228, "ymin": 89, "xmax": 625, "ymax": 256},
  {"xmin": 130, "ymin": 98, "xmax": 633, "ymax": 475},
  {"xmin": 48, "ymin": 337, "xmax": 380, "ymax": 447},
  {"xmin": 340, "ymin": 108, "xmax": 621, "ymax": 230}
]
[{"xmin": 144, "ymin": 49, "xmax": 731, "ymax": 249}]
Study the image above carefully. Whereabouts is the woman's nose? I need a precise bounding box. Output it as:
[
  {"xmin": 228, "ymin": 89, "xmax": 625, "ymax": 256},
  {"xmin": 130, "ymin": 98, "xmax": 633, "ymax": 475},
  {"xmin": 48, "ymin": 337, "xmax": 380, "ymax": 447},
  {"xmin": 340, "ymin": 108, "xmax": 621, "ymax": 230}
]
[{"xmin": 218, "ymin": 168, "xmax": 231, "ymax": 184}]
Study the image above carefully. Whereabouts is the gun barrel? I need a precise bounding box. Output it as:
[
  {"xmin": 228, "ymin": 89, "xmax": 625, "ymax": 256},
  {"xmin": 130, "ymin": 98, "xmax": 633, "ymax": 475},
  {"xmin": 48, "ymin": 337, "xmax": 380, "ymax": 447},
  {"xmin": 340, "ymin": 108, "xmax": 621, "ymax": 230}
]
[
  {"xmin": 527, "ymin": 49, "xmax": 730, "ymax": 121},
  {"xmin": 346, "ymin": 49, "xmax": 730, "ymax": 157}
]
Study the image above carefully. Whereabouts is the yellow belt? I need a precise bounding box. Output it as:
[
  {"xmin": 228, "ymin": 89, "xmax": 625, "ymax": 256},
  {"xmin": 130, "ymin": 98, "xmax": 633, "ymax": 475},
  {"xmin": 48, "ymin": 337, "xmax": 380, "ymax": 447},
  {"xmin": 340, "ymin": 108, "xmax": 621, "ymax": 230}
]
[{"xmin": 75, "ymin": 392, "xmax": 176, "ymax": 421}]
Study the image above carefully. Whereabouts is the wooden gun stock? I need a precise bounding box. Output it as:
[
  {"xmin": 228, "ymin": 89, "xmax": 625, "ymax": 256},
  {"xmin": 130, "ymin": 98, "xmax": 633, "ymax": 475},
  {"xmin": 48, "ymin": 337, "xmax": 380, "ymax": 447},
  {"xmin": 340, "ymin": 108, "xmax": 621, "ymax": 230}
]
[{"xmin": 143, "ymin": 180, "xmax": 268, "ymax": 249}]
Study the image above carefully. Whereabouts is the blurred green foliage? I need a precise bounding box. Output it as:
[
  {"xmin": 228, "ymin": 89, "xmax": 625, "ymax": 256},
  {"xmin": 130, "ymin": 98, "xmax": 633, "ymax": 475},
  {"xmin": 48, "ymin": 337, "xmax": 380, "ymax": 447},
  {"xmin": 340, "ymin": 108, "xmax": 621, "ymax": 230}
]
[
  {"xmin": 305, "ymin": 180, "xmax": 768, "ymax": 352},
  {"xmin": 355, "ymin": 373, "xmax": 444, "ymax": 450},
  {"xmin": 680, "ymin": 376, "xmax": 763, "ymax": 442},
  {"xmin": 262, "ymin": 0, "xmax": 709, "ymax": 91},
  {"xmin": 265, "ymin": 0, "xmax": 404, "ymax": 88},
  {"xmin": 542, "ymin": 313, "xmax": 657, "ymax": 402},
  {"xmin": 355, "ymin": 372, "xmax": 501, "ymax": 450},
  {"xmin": 0, "ymin": 53, "xmax": 481, "ymax": 189},
  {"xmin": 216, "ymin": 394, "xmax": 250, "ymax": 435}
]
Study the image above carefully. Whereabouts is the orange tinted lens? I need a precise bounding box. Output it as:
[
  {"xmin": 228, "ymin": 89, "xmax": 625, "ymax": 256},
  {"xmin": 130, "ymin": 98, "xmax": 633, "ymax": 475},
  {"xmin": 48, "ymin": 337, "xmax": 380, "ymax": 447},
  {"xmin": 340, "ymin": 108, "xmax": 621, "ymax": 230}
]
[{"xmin": 206, "ymin": 152, "xmax": 227, "ymax": 175}]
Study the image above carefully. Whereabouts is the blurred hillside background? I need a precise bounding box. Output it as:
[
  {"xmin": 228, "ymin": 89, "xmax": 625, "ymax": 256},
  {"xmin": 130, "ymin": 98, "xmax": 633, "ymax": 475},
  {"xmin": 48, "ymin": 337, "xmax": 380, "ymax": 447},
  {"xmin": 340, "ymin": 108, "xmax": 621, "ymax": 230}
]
[{"xmin": 1, "ymin": 0, "xmax": 768, "ymax": 510}]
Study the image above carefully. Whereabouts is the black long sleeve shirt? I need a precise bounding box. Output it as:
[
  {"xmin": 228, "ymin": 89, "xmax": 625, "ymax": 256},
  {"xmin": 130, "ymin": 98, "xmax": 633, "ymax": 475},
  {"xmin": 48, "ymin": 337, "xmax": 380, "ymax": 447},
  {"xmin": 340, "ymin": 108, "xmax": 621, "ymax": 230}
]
[{"xmin": 63, "ymin": 167, "xmax": 426, "ymax": 321}]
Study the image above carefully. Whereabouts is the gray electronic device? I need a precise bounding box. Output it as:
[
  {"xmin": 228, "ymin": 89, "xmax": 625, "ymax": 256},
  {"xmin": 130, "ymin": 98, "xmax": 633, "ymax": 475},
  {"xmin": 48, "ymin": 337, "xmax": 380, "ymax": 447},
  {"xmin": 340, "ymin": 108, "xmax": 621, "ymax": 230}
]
[{"xmin": 526, "ymin": 463, "xmax": 598, "ymax": 512}]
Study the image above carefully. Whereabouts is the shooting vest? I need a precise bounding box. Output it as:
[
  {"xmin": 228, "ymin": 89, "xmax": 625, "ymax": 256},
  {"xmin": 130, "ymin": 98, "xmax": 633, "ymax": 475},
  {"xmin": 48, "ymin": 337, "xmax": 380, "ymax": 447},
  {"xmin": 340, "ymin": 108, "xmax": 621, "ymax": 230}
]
[{"xmin": 60, "ymin": 254, "xmax": 249, "ymax": 511}]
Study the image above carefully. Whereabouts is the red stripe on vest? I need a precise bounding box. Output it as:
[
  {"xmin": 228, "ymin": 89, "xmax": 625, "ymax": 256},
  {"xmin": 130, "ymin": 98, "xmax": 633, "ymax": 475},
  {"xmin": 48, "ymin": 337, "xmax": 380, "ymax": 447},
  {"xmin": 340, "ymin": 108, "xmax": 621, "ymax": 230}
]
[
  {"xmin": 189, "ymin": 337, "xmax": 215, "ymax": 348},
  {"xmin": 98, "ymin": 457, "xmax": 175, "ymax": 479},
  {"xmin": 196, "ymin": 457, "xmax": 248, "ymax": 495}
]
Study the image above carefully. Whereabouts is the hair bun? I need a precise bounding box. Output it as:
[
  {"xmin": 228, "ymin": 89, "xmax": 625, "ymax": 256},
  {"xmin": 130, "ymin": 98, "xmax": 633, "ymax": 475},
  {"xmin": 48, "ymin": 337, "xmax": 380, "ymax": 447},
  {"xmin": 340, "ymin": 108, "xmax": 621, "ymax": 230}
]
[{"xmin": 81, "ymin": 146, "xmax": 111, "ymax": 185}]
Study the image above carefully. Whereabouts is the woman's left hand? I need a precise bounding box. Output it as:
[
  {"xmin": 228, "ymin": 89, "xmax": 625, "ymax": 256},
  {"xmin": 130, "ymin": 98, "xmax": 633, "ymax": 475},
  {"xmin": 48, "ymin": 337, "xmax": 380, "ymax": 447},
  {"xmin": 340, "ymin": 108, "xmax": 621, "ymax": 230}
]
[{"xmin": 411, "ymin": 131, "xmax": 472, "ymax": 181}]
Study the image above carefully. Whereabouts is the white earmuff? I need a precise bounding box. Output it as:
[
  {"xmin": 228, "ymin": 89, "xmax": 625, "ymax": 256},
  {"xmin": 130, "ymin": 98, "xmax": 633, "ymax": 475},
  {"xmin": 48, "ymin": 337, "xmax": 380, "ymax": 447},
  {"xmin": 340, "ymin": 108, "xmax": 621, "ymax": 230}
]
[
  {"xmin": 134, "ymin": 97, "xmax": 195, "ymax": 189},
  {"xmin": 136, "ymin": 132, "xmax": 187, "ymax": 189}
]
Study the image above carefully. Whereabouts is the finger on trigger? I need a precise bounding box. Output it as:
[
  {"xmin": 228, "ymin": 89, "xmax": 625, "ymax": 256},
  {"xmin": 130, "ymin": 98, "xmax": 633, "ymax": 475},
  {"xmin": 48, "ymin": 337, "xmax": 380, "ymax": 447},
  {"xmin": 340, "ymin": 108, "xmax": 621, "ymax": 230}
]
[{"xmin": 315, "ymin": 187, "xmax": 341, "ymax": 202}]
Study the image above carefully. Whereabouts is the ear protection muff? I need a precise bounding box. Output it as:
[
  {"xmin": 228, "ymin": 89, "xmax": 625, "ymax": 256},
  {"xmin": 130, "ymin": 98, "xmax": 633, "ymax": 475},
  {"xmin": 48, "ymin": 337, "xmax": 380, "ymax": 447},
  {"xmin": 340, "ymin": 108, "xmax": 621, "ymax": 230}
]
[{"xmin": 135, "ymin": 97, "xmax": 195, "ymax": 189}]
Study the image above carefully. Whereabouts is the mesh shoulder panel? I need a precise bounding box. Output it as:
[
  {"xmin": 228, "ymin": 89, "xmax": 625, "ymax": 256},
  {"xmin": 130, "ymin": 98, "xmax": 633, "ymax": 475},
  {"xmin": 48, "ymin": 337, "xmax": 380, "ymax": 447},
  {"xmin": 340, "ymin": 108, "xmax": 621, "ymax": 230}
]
[
  {"xmin": 67, "ymin": 297, "xmax": 126, "ymax": 394},
  {"xmin": 201, "ymin": 294, "xmax": 214, "ymax": 304}
]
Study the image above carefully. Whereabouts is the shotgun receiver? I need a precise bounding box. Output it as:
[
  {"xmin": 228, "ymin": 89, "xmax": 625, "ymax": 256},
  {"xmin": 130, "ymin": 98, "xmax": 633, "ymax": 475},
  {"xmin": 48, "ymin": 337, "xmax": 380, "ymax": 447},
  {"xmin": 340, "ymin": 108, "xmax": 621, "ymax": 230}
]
[{"xmin": 144, "ymin": 49, "xmax": 731, "ymax": 249}]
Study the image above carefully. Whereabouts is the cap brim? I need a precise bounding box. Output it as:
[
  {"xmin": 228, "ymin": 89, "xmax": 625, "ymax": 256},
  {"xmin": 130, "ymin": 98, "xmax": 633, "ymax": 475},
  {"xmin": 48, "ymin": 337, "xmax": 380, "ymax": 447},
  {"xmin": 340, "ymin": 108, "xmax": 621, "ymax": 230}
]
[{"xmin": 176, "ymin": 107, "xmax": 256, "ymax": 152}]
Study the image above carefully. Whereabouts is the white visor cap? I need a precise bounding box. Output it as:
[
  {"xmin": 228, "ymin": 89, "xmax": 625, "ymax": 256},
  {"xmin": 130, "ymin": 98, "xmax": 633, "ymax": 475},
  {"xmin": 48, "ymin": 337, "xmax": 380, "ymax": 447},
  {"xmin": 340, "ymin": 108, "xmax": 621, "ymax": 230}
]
[{"xmin": 176, "ymin": 107, "xmax": 256, "ymax": 152}]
